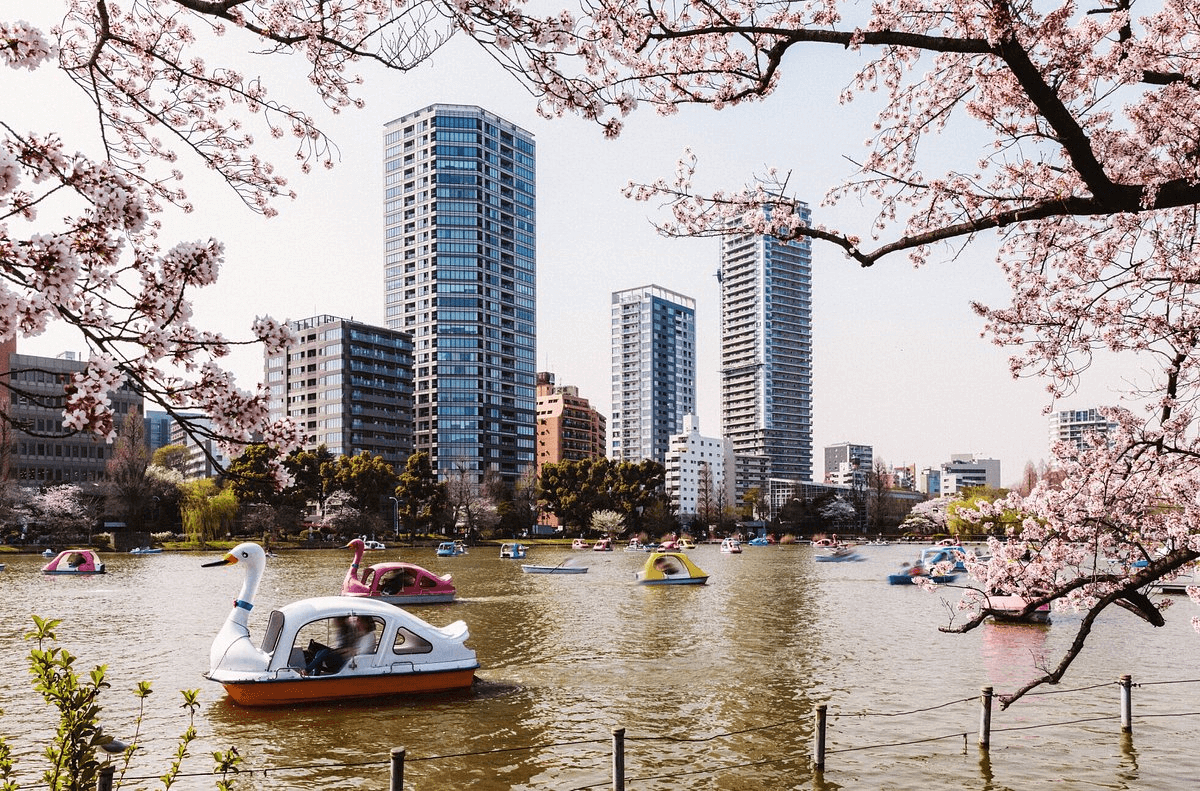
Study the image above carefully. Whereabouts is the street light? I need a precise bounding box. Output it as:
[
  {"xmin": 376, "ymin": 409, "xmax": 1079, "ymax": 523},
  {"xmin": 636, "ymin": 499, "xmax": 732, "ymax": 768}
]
[{"xmin": 388, "ymin": 496, "xmax": 399, "ymax": 539}]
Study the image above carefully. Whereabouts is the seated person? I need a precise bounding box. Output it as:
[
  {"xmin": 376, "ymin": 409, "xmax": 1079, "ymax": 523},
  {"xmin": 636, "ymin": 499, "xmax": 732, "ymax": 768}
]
[{"xmin": 306, "ymin": 617, "xmax": 376, "ymax": 675}]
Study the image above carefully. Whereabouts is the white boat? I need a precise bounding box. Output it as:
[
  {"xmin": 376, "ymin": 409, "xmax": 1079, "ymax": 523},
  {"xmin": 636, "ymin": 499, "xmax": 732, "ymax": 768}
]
[
  {"xmin": 521, "ymin": 562, "xmax": 588, "ymax": 574},
  {"xmin": 129, "ymin": 546, "xmax": 163, "ymax": 555},
  {"xmin": 361, "ymin": 537, "xmax": 387, "ymax": 551},
  {"xmin": 202, "ymin": 543, "xmax": 477, "ymax": 707},
  {"xmin": 571, "ymin": 538, "xmax": 590, "ymax": 550},
  {"xmin": 720, "ymin": 538, "xmax": 743, "ymax": 554}
]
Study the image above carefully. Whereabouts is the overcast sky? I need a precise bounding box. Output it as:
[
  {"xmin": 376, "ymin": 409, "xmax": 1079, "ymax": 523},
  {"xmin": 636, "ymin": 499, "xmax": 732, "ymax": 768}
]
[{"xmin": 4, "ymin": 5, "xmax": 1133, "ymax": 485}]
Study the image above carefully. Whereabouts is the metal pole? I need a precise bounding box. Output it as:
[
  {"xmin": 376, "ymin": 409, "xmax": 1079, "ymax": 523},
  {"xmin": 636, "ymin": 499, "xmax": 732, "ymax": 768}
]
[
  {"xmin": 1120, "ymin": 675, "xmax": 1132, "ymax": 734},
  {"xmin": 97, "ymin": 765, "xmax": 115, "ymax": 791},
  {"xmin": 978, "ymin": 686, "xmax": 993, "ymax": 750},
  {"xmin": 612, "ymin": 727, "xmax": 625, "ymax": 791},
  {"xmin": 390, "ymin": 747, "xmax": 405, "ymax": 791},
  {"xmin": 813, "ymin": 704, "xmax": 827, "ymax": 771}
]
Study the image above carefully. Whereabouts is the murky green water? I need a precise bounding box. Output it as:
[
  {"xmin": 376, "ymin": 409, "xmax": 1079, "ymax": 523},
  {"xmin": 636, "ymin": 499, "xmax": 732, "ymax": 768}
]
[{"xmin": 0, "ymin": 542, "xmax": 1196, "ymax": 789}]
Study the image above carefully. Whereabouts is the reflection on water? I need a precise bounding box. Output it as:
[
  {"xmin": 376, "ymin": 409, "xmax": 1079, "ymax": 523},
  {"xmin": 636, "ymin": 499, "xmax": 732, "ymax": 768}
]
[{"xmin": 0, "ymin": 543, "xmax": 1198, "ymax": 789}]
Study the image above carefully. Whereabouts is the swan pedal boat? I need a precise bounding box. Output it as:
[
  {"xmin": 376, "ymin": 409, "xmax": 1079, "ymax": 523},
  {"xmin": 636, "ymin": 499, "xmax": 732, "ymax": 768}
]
[
  {"xmin": 342, "ymin": 538, "xmax": 457, "ymax": 605},
  {"xmin": 42, "ymin": 549, "xmax": 105, "ymax": 574},
  {"xmin": 719, "ymin": 538, "xmax": 743, "ymax": 554},
  {"xmin": 205, "ymin": 543, "xmax": 477, "ymax": 706},
  {"xmin": 436, "ymin": 541, "xmax": 468, "ymax": 557},
  {"xmin": 984, "ymin": 594, "xmax": 1052, "ymax": 624},
  {"xmin": 635, "ymin": 551, "xmax": 709, "ymax": 585}
]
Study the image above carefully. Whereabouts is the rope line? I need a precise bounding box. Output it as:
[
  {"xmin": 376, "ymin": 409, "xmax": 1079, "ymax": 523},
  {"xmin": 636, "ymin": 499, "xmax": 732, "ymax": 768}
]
[
  {"xmin": 626, "ymin": 715, "xmax": 808, "ymax": 743},
  {"xmin": 828, "ymin": 731, "xmax": 970, "ymax": 754},
  {"xmin": 846, "ymin": 695, "xmax": 978, "ymax": 717}
]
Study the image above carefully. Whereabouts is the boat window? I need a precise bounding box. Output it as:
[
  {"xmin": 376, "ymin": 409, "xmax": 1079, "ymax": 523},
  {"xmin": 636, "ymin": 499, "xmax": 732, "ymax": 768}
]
[
  {"xmin": 379, "ymin": 570, "xmax": 416, "ymax": 594},
  {"xmin": 261, "ymin": 611, "xmax": 286, "ymax": 654},
  {"xmin": 392, "ymin": 627, "xmax": 433, "ymax": 655}
]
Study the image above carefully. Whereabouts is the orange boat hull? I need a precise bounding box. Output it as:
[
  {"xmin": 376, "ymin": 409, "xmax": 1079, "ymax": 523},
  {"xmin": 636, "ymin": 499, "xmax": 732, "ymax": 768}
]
[{"xmin": 220, "ymin": 668, "xmax": 477, "ymax": 707}]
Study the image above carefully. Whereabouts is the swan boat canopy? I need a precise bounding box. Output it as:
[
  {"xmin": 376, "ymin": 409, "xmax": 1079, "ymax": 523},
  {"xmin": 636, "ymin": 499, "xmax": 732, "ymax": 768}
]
[
  {"xmin": 204, "ymin": 543, "xmax": 477, "ymax": 706},
  {"xmin": 499, "ymin": 543, "xmax": 527, "ymax": 559},
  {"xmin": 342, "ymin": 539, "xmax": 457, "ymax": 605},
  {"xmin": 42, "ymin": 549, "xmax": 105, "ymax": 574},
  {"xmin": 635, "ymin": 551, "xmax": 709, "ymax": 585}
]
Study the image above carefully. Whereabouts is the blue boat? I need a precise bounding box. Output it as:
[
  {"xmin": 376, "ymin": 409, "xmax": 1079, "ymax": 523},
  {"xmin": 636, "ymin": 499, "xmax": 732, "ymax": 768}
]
[
  {"xmin": 747, "ymin": 536, "xmax": 773, "ymax": 546},
  {"xmin": 887, "ymin": 547, "xmax": 966, "ymax": 585}
]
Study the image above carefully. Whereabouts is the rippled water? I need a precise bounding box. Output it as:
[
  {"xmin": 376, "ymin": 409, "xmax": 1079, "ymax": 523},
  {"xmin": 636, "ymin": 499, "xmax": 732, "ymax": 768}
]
[{"xmin": 1, "ymin": 543, "xmax": 1198, "ymax": 790}]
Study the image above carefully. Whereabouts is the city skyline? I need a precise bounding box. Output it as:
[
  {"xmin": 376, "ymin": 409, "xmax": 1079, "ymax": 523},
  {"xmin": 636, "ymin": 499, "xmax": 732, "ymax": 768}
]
[{"xmin": 5, "ymin": 20, "xmax": 1130, "ymax": 486}]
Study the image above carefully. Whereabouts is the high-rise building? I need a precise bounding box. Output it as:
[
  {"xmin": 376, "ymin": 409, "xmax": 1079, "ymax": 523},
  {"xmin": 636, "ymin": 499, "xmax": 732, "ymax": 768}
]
[
  {"xmin": 1048, "ymin": 407, "xmax": 1117, "ymax": 453},
  {"xmin": 265, "ymin": 315, "xmax": 414, "ymax": 467},
  {"xmin": 718, "ymin": 206, "xmax": 814, "ymax": 482},
  {"xmin": 610, "ymin": 285, "xmax": 696, "ymax": 464},
  {"xmin": 535, "ymin": 372, "xmax": 606, "ymax": 473},
  {"xmin": 382, "ymin": 104, "xmax": 537, "ymax": 485}
]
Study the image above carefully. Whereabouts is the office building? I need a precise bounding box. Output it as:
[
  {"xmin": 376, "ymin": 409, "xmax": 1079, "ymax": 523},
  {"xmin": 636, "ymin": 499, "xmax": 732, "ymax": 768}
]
[
  {"xmin": 265, "ymin": 315, "xmax": 413, "ymax": 467},
  {"xmin": 383, "ymin": 104, "xmax": 536, "ymax": 485},
  {"xmin": 0, "ymin": 338, "xmax": 143, "ymax": 485},
  {"xmin": 938, "ymin": 454, "xmax": 1001, "ymax": 496},
  {"xmin": 1049, "ymin": 407, "xmax": 1118, "ymax": 453},
  {"xmin": 718, "ymin": 206, "xmax": 814, "ymax": 482},
  {"xmin": 169, "ymin": 414, "xmax": 230, "ymax": 481},
  {"xmin": 610, "ymin": 285, "xmax": 696, "ymax": 464}
]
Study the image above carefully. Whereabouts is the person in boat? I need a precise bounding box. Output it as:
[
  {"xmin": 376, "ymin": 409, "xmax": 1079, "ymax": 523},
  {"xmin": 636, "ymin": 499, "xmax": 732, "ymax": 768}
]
[{"xmin": 306, "ymin": 616, "xmax": 376, "ymax": 675}]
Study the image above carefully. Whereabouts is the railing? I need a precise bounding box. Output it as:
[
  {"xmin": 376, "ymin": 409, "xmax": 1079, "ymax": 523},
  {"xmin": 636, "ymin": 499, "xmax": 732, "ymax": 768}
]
[{"xmin": 90, "ymin": 674, "xmax": 1200, "ymax": 790}]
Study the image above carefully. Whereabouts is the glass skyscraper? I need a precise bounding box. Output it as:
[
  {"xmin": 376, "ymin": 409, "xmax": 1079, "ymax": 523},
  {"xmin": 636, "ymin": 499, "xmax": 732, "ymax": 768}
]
[
  {"xmin": 610, "ymin": 285, "xmax": 696, "ymax": 464},
  {"xmin": 382, "ymin": 104, "xmax": 536, "ymax": 485},
  {"xmin": 718, "ymin": 206, "xmax": 813, "ymax": 482}
]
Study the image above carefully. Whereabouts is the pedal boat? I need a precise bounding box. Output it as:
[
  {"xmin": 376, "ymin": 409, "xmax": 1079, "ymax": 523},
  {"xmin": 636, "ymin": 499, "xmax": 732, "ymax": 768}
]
[
  {"xmin": 42, "ymin": 549, "xmax": 105, "ymax": 574},
  {"xmin": 720, "ymin": 537, "xmax": 743, "ymax": 554},
  {"xmin": 500, "ymin": 543, "xmax": 527, "ymax": 559},
  {"xmin": 204, "ymin": 543, "xmax": 477, "ymax": 707},
  {"xmin": 343, "ymin": 539, "xmax": 457, "ymax": 605},
  {"xmin": 635, "ymin": 551, "xmax": 709, "ymax": 585}
]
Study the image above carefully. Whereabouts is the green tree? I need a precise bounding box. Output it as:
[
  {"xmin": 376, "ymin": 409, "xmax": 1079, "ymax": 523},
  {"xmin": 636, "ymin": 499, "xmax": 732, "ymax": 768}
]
[
  {"xmin": 394, "ymin": 452, "xmax": 448, "ymax": 541},
  {"xmin": 225, "ymin": 444, "xmax": 281, "ymax": 505},
  {"xmin": 103, "ymin": 408, "xmax": 151, "ymax": 531},
  {"xmin": 740, "ymin": 486, "xmax": 764, "ymax": 522},
  {"xmin": 321, "ymin": 452, "xmax": 397, "ymax": 513},
  {"xmin": 151, "ymin": 444, "xmax": 190, "ymax": 475},
  {"xmin": 946, "ymin": 487, "xmax": 1017, "ymax": 537},
  {"xmin": 179, "ymin": 479, "xmax": 238, "ymax": 545},
  {"xmin": 540, "ymin": 457, "xmax": 666, "ymax": 532},
  {"xmin": 283, "ymin": 445, "xmax": 335, "ymax": 512}
]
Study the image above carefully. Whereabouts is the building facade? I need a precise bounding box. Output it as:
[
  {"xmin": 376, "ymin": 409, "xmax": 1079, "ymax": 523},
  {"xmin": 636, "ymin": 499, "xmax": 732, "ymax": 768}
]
[
  {"xmin": 169, "ymin": 414, "xmax": 230, "ymax": 482},
  {"xmin": 824, "ymin": 442, "xmax": 873, "ymax": 487},
  {"xmin": 938, "ymin": 454, "xmax": 1002, "ymax": 496},
  {"xmin": 664, "ymin": 415, "xmax": 734, "ymax": 524},
  {"xmin": 1, "ymin": 339, "xmax": 143, "ymax": 486},
  {"xmin": 383, "ymin": 104, "xmax": 536, "ymax": 485},
  {"xmin": 1048, "ymin": 407, "xmax": 1118, "ymax": 453},
  {"xmin": 610, "ymin": 285, "xmax": 696, "ymax": 464},
  {"xmin": 535, "ymin": 372, "xmax": 606, "ymax": 472},
  {"xmin": 266, "ymin": 315, "xmax": 414, "ymax": 467},
  {"xmin": 718, "ymin": 208, "xmax": 814, "ymax": 483}
]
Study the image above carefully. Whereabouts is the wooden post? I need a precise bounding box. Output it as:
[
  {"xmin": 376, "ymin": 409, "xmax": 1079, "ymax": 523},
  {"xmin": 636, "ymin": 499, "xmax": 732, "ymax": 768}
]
[
  {"xmin": 1119, "ymin": 675, "xmax": 1132, "ymax": 734},
  {"xmin": 813, "ymin": 704, "xmax": 827, "ymax": 771},
  {"xmin": 97, "ymin": 764, "xmax": 115, "ymax": 791},
  {"xmin": 978, "ymin": 686, "xmax": 993, "ymax": 750},
  {"xmin": 612, "ymin": 727, "xmax": 625, "ymax": 791},
  {"xmin": 390, "ymin": 747, "xmax": 405, "ymax": 791}
]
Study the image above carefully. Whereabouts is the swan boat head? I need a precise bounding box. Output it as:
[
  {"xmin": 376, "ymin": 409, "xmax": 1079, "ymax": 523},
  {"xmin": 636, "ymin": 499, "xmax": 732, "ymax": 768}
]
[
  {"xmin": 343, "ymin": 538, "xmax": 371, "ymax": 595},
  {"xmin": 203, "ymin": 542, "xmax": 272, "ymax": 675}
]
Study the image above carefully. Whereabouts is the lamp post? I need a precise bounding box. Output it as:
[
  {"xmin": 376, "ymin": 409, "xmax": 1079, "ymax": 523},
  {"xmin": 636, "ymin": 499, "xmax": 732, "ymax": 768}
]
[{"xmin": 389, "ymin": 496, "xmax": 399, "ymax": 540}]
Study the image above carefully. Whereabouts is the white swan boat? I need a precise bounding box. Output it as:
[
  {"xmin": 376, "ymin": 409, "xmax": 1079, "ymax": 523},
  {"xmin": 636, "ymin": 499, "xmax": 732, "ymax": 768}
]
[{"xmin": 203, "ymin": 543, "xmax": 478, "ymax": 706}]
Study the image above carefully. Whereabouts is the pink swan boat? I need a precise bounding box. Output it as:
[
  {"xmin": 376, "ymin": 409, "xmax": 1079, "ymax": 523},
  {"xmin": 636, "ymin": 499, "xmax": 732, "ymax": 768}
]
[{"xmin": 342, "ymin": 538, "xmax": 457, "ymax": 605}]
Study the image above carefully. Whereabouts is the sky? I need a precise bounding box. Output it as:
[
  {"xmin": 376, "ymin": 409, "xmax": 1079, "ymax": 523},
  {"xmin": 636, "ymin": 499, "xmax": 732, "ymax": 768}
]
[{"xmin": 3, "ymin": 4, "xmax": 1133, "ymax": 486}]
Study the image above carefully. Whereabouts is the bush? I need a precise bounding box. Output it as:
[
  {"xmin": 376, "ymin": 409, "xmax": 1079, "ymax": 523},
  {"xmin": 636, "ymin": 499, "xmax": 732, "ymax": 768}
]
[{"xmin": 3, "ymin": 615, "xmax": 241, "ymax": 790}]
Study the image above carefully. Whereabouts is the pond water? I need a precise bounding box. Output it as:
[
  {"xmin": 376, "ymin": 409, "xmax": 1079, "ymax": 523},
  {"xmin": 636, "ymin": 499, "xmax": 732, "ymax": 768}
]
[{"xmin": 0, "ymin": 541, "xmax": 1197, "ymax": 790}]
